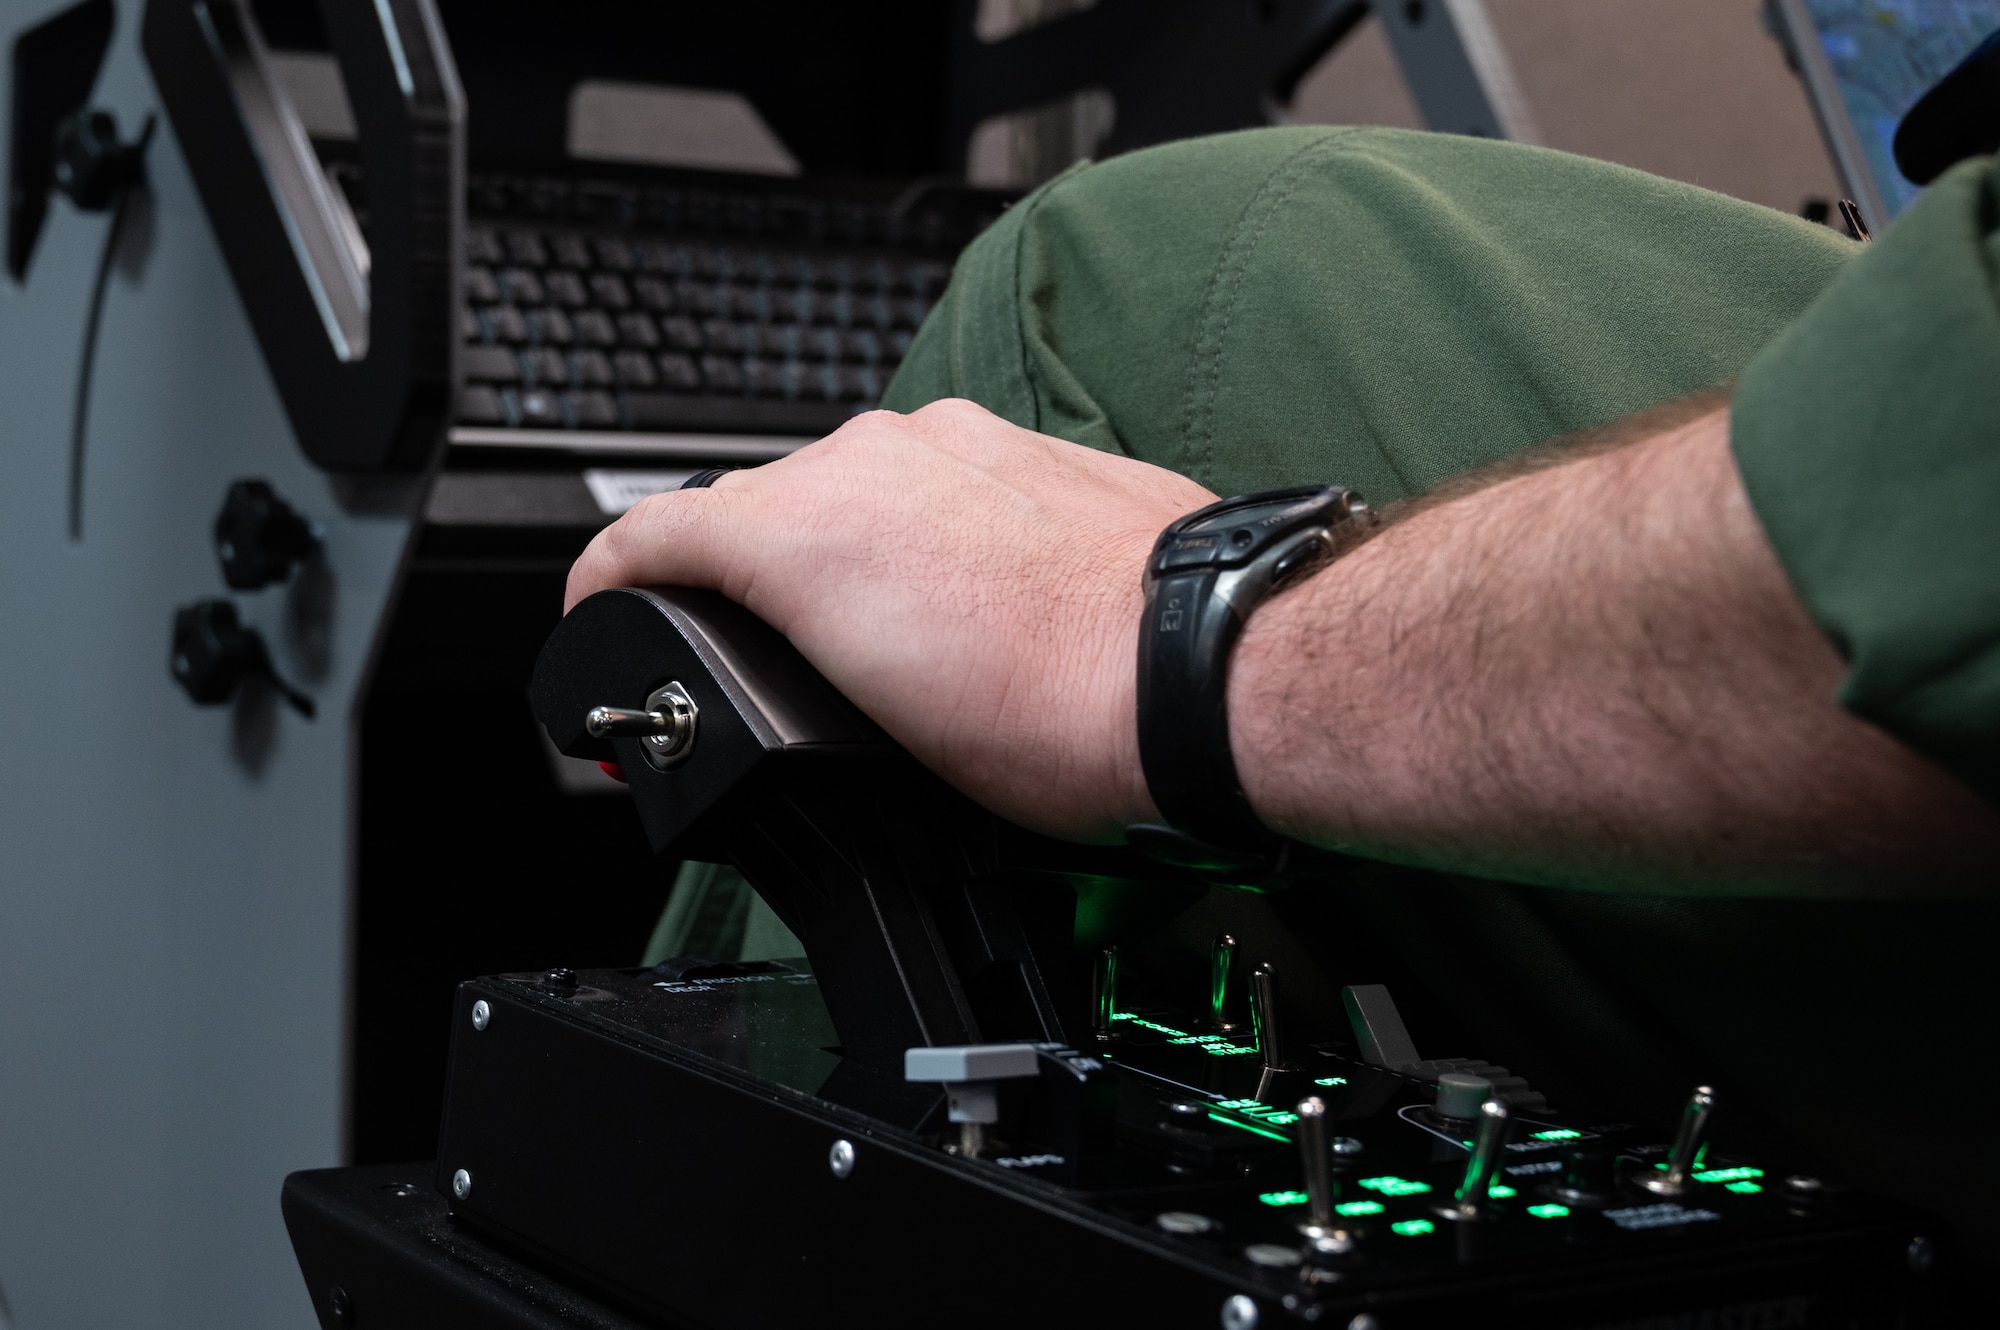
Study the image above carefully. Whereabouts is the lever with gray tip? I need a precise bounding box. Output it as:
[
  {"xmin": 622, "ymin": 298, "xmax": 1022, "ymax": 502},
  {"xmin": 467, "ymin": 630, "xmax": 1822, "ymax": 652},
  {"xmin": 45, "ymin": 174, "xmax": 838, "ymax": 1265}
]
[
  {"xmin": 1635, "ymin": 1085, "xmax": 1716, "ymax": 1196},
  {"xmin": 1440, "ymin": 1098, "xmax": 1511, "ymax": 1221}
]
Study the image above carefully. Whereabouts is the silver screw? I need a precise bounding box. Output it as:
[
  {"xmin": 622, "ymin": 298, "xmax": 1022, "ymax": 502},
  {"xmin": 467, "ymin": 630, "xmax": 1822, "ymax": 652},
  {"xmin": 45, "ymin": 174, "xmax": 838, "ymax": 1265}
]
[
  {"xmin": 1330, "ymin": 1136, "xmax": 1363, "ymax": 1156},
  {"xmin": 1220, "ymin": 1294, "xmax": 1260, "ymax": 1330},
  {"xmin": 1156, "ymin": 1210, "xmax": 1217, "ymax": 1234},
  {"xmin": 451, "ymin": 1168, "xmax": 472, "ymax": 1200},
  {"xmin": 828, "ymin": 1139, "xmax": 856, "ymax": 1178},
  {"xmin": 1348, "ymin": 1316, "xmax": 1383, "ymax": 1330},
  {"xmin": 470, "ymin": 1000, "xmax": 490, "ymax": 1031}
]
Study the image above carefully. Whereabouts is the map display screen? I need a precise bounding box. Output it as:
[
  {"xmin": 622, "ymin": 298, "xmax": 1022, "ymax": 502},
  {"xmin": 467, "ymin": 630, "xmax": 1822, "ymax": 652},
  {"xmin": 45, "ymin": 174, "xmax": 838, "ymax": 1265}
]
[{"xmin": 1802, "ymin": 1, "xmax": 2000, "ymax": 214}]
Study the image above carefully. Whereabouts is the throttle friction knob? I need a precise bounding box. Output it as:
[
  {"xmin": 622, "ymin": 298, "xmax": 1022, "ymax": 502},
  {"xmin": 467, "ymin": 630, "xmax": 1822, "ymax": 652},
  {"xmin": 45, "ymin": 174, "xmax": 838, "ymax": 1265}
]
[{"xmin": 214, "ymin": 479, "xmax": 322, "ymax": 590}]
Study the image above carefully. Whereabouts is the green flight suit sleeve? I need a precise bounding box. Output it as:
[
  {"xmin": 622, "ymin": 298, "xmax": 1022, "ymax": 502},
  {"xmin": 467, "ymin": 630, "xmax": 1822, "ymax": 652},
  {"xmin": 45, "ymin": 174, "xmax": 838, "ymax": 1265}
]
[{"xmin": 1732, "ymin": 156, "xmax": 2000, "ymax": 803}]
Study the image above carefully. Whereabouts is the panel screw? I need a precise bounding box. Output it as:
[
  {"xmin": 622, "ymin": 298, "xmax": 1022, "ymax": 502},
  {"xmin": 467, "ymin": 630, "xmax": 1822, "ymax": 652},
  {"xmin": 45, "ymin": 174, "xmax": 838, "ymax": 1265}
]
[
  {"xmin": 1156, "ymin": 1210, "xmax": 1217, "ymax": 1234},
  {"xmin": 1221, "ymin": 1293, "xmax": 1260, "ymax": 1330},
  {"xmin": 1908, "ymin": 1235, "xmax": 1936, "ymax": 1274},
  {"xmin": 471, "ymin": 1000, "xmax": 490, "ymax": 1031},
  {"xmin": 1348, "ymin": 1316, "xmax": 1383, "ymax": 1330},
  {"xmin": 828, "ymin": 1139, "xmax": 856, "ymax": 1178},
  {"xmin": 451, "ymin": 1168, "xmax": 472, "ymax": 1199},
  {"xmin": 543, "ymin": 967, "xmax": 577, "ymax": 992},
  {"xmin": 1330, "ymin": 1136, "xmax": 1364, "ymax": 1156},
  {"xmin": 326, "ymin": 1285, "xmax": 354, "ymax": 1327}
]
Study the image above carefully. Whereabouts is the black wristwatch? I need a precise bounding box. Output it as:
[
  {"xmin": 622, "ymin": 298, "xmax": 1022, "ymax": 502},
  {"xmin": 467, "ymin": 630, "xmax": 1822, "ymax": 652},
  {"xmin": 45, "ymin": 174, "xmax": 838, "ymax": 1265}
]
[{"xmin": 1125, "ymin": 485, "xmax": 1375, "ymax": 877}]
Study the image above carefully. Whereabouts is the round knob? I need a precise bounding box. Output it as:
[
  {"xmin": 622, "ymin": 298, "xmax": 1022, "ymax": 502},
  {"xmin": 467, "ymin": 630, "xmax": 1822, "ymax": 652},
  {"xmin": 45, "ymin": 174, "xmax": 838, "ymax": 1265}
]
[
  {"xmin": 1435, "ymin": 1071, "xmax": 1493, "ymax": 1120},
  {"xmin": 214, "ymin": 480, "xmax": 321, "ymax": 590}
]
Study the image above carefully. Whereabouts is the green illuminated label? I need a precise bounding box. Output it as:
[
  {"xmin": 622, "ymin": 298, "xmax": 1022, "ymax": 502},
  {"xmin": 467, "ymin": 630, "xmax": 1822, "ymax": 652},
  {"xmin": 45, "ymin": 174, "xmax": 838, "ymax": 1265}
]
[
  {"xmin": 1358, "ymin": 1175, "xmax": 1432, "ymax": 1197},
  {"xmin": 1725, "ymin": 1180, "xmax": 1763, "ymax": 1194},
  {"xmin": 1390, "ymin": 1219, "xmax": 1436, "ymax": 1237},
  {"xmin": 1258, "ymin": 1190, "xmax": 1309, "ymax": 1207},
  {"xmin": 1488, "ymin": 1184, "xmax": 1517, "ymax": 1199},
  {"xmin": 1531, "ymin": 1128, "xmax": 1582, "ymax": 1142},
  {"xmin": 1313, "ymin": 1076, "xmax": 1348, "ymax": 1087},
  {"xmin": 1206, "ymin": 1112, "xmax": 1291, "ymax": 1144},
  {"xmin": 1526, "ymin": 1203, "xmax": 1570, "ymax": 1219},
  {"xmin": 1335, "ymin": 1200, "xmax": 1384, "ymax": 1216},
  {"xmin": 1112, "ymin": 1013, "xmax": 1191, "ymax": 1038},
  {"xmin": 1692, "ymin": 1166, "xmax": 1764, "ymax": 1184}
]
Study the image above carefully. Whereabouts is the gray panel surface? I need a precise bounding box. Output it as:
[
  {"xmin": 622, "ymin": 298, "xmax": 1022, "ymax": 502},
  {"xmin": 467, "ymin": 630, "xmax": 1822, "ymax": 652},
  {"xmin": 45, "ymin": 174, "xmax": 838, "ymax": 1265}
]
[{"xmin": 0, "ymin": 4, "xmax": 422, "ymax": 1325}]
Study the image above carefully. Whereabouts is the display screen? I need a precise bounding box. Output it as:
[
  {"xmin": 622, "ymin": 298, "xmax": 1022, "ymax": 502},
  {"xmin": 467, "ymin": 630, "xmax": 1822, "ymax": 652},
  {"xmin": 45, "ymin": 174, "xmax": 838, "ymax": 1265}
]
[{"xmin": 1802, "ymin": 0, "xmax": 2000, "ymax": 214}]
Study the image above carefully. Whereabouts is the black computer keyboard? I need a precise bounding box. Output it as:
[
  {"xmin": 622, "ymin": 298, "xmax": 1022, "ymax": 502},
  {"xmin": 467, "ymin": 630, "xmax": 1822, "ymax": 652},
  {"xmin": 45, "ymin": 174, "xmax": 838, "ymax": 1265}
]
[{"xmin": 452, "ymin": 168, "xmax": 1007, "ymax": 441}]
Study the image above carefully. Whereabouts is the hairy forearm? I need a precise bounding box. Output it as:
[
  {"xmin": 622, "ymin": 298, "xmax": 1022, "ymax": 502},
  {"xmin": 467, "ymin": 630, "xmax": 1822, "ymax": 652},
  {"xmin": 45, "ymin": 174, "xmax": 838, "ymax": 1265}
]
[{"xmin": 1227, "ymin": 408, "xmax": 2000, "ymax": 895}]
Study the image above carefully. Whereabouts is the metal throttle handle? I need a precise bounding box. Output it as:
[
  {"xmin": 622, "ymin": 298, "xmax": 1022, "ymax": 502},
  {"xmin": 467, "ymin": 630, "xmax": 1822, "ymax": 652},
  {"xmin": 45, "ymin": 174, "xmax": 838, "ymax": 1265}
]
[{"xmin": 1635, "ymin": 1085, "xmax": 1717, "ymax": 1197}]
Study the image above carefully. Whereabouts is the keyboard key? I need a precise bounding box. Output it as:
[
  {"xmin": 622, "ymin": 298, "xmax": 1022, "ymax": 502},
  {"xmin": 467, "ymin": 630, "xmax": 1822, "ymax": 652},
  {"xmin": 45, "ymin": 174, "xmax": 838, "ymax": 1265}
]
[
  {"xmin": 572, "ymin": 311, "xmax": 617, "ymax": 346},
  {"xmin": 616, "ymin": 312, "xmax": 659, "ymax": 348},
  {"xmin": 571, "ymin": 349, "xmax": 615, "ymax": 386},
  {"xmin": 593, "ymin": 237, "xmax": 636, "ymax": 270},
  {"xmin": 521, "ymin": 347, "xmax": 567, "ymax": 385},
  {"xmin": 550, "ymin": 232, "xmax": 592, "ymax": 269},
  {"xmin": 888, "ymin": 329, "xmax": 915, "ymax": 359},
  {"xmin": 896, "ymin": 298, "xmax": 929, "ymax": 329},
  {"xmin": 844, "ymin": 329, "xmax": 882, "ymax": 363},
  {"xmin": 660, "ymin": 316, "xmax": 702, "ymax": 352},
  {"xmin": 782, "ymin": 254, "xmax": 818, "ymax": 287},
  {"xmin": 465, "ymin": 266, "xmax": 500, "ymax": 303},
  {"xmin": 862, "ymin": 294, "xmax": 895, "ymax": 330},
  {"xmin": 516, "ymin": 386, "xmax": 563, "ymax": 426},
  {"xmin": 460, "ymin": 307, "xmax": 483, "ymax": 341},
  {"xmin": 480, "ymin": 306, "xmax": 528, "ymax": 344},
  {"xmin": 633, "ymin": 277, "xmax": 675, "ymax": 312},
  {"xmin": 458, "ymin": 383, "xmax": 504, "ymax": 423},
  {"xmin": 500, "ymin": 268, "xmax": 544, "ymax": 305},
  {"xmin": 589, "ymin": 273, "xmax": 632, "ymax": 309},
  {"xmin": 526, "ymin": 308, "xmax": 573, "ymax": 345},
  {"xmin": 863, "ymin": 257, "xmax": 897, "ymax": 292},
  {"xmin": 743, "ymin": 357, "xmax": 785, "ymax": 397},
  {"xmin": 466, "ymin": 228, "xmax": 504, "ymax": 265},
  {"xmin": 763, "ymin": 323, "xmax": 804, "ymax": 360},
  {"xmin": 636, "ymin": 240, "xmax": 691, "ymax": 276},
  {"xmin": 817, "ymin": 290, "xmax": 854, "ymax": 328},
  {"xmin": 656, "ymin": 353, "xmax": 700, "ymax": 391},
  {"xmin": 569, "ymin": 389, "xmax": 619, "ymax": 426},
  {"xmin": 701, "ymin": 319, "xmax": 747, "ymax": 354},
  {"xmin": 730, "ymin": 284, "xmax": 772, "ymax": 323},
  {"xmin": 543, "ymin": 270, "xmax": 588, "ymax": 307},
  {"xmin": 806, "ymin": 327, "xmax": 842, "ymax": 362},
  {"xmin": 820, "ymin": 255, "xmax": 856, "ymax": 288},
  {"xmin": 675, "ymin": 280, "xmax": 727, "ymax": 317},
  {"xmin": 778, "ymin": 285, "xmax": 814, "ymax": 324},
  {"xmin": 694, "ymin": 245, "xmax": 737, "ymax": 281},
  {"xmin": 613, "ymin": 351, "xmax": 658, "ymax": 387},
  {"xmin": 504, "ymin": 229, "xmax": 548, "ymax": 267},
  {"xmin": 700, "ymin": 354, "xmax": 744, "ymax": 393}
]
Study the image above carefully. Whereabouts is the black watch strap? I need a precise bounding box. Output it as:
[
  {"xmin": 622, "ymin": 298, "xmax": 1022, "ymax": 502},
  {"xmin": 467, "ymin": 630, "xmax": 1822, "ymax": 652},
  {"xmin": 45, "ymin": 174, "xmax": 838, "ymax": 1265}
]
[{"xmin": 1127, "ymin": 485, "xmax": 1372, "ymax": 875}]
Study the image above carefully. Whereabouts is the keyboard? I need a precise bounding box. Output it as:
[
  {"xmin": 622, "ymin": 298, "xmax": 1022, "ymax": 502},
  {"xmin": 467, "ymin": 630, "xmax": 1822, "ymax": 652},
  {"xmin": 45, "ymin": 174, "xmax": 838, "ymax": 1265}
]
[{"xmin": 447, "ymin": 166, "xmax": 1008, "ymax": 450}]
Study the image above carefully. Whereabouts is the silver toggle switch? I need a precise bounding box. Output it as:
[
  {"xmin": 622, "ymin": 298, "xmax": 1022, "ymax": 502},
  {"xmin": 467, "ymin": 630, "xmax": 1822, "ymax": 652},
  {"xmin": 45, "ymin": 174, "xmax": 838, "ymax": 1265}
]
[
  {"xmin": 1089, "ymin": 945, "xmax": 1120, "ymax": 1041},
  {"xmin": 585, "ymin": 681, "xmax": 698, "ymax": 770},
  {"xmin": 1295, "ymin": 1096, "xmax": 1354, "ymax": 1253},
  {"xmin": 1634, "ymin": 1085, "xmax": 1717, "ymax": 1197},
  {"xmin": 1251, "ymin": 962, "xmax": 1286, "ymax": 1071},
  {"xmin": 1209, "ymin": 934, "xmax": 1243, "ymax": 1032},
  {"xmin": 1438, "ymin": 1097, "xmax": 1511, "ymax": 1221}
]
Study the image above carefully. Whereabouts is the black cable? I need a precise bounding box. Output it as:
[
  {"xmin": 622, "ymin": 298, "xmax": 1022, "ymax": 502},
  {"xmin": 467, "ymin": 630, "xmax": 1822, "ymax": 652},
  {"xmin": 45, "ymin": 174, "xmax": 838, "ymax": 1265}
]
[
  {"xmin": 64, "ymin": 112, "xmax": 153, "ymax": 542},
  {"xmin": 68, "ymin": 185, "xmax": 127, "ymax": 541}
]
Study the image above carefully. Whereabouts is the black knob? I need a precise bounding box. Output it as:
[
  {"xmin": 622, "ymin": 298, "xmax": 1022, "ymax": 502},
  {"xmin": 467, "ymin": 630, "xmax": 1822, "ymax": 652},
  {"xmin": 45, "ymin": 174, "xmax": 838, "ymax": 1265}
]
[
  {"xmin": 52, "ymin": 109, "xmax": 147, "ymax": 212},
  {"xmin": 542, "ymin": 967, "xmax": 579, "ymax": 992},
  {"xmin": 170, "ymin": 599, "xmax": 314, "ymax": 717},
  {"xmin": 214, "ymin": 480, "xmax": 321, "ymax": 590}
]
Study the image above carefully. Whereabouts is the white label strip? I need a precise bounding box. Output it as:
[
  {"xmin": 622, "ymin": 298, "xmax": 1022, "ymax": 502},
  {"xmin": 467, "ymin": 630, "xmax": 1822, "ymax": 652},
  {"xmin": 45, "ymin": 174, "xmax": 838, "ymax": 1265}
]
[{"xmin": 583, "ymin": 469, "xmax": 699, "ymax": 516}]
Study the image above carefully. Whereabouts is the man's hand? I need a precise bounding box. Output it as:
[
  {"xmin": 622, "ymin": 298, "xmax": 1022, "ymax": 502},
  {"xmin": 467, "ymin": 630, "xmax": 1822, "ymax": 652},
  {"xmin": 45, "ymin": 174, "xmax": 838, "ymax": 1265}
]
[
  {"xmin": 570, "ymin": 396, "xmax": 2000, "ymax": 894},
  {"xmin": 567, "ymin": 399, "xmax": 1211, "ymax": 841}
]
